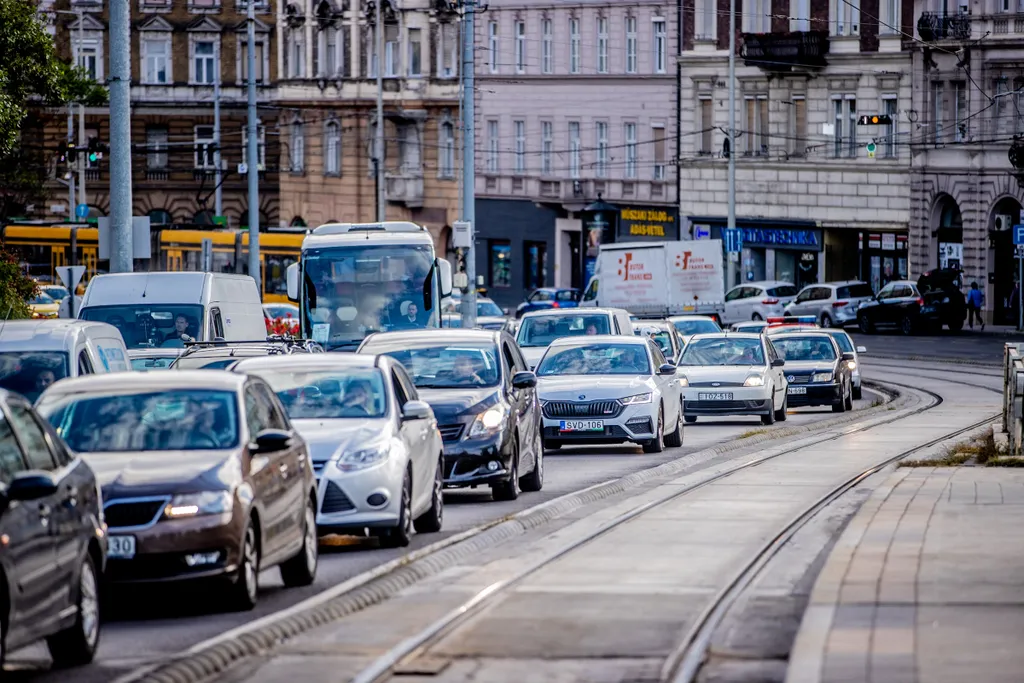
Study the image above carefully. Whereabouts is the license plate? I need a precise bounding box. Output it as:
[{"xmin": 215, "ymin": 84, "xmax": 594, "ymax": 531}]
[
  {"xmin": 559, "ymin": 420, "xmax": 604, "ymax": 432},
  {"xmin": 788, "ymin": 386, "xmax": 807, "ymax": 395},
  {"xmin": 697, "ymin": 392, "xmax": 734, "ymax": 401},
  {"xmin": 107, "ymin": 535, "xmax": 136, "ymax": 559}
]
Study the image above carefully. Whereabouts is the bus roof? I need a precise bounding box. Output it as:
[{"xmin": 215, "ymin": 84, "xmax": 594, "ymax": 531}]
[{"xmin": 302, "ymin": 222, "xmax": 435, "ymax": 250}]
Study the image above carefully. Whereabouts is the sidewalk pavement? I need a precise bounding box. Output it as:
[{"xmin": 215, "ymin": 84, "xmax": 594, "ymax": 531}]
[{"xmin": 786, "ymin": 466, "xmax": 1024, "ymax": 683}]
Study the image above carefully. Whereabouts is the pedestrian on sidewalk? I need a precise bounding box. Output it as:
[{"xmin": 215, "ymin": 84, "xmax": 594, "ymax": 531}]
[{"xmin": 966, "ymin": 281, "xmax": 985, "ymax": 330}]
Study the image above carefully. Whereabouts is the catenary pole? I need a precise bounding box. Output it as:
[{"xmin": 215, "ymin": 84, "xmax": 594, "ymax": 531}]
[
  {"xmin": 108, "ymin": 0, "xmax": 133, "ymax": 272},
  {"xmin": 461, "ymin": 1, "xmax": 477, "ymax": 329},
  {"xmin": 246, "ymin": 0, "xmax": 261, "ymax": 296}
]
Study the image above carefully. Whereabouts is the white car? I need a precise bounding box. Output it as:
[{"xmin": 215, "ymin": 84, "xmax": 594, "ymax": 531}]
[
  {"xmin": 232, "ymin": 354, "xmax": 444, "ymax": 548},
  {"xmin": 535, "ymin": 335, "xmax": 683, "ymax": 453},
  {"xmin": 822, "ymin": 328, "xmax": 866, "ymax": 400},
  {"xmin": 667, "ymin": 315, "xmax": 722, "ymax": 345},
  {"xmin": 722, "ymin": 281, "xmax": 799, "ymax": 325},
  {"xmin": 516, "ymin": 307, "xmax": 634, "ymax": 370},
  {"xmin": 676, "ymin": 332, "xmax": 789, "ymax": 425}
]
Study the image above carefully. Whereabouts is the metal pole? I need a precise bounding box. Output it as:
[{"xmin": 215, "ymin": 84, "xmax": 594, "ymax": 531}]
[
  {"xmin": 77, "ymin": 14, "xmax": 86, "ymax": 208},
  {"xmin": 214, "ymin": 48, "xmax": 223, "ymax": 218},
  {"xmin": 108, "ymin": 0, "xmax": 133, "ymax": 272},
  {"xmin": 726, "ymin": 0, "xmax": 737, "ymax": 290},
  {"xmin": 1018, "ymin": 255, "xmax": 1022, "ymax": 332},
  {"xmin": 461, "ymin": 1, "xmax": 477, "ymax": 329},
  {"xmin": 374, "ymin": 0, "xmax": 385, "ymax": 222},
  {"xmin": 246, "ymin": 0, "xmax": 261, "ymax": 297},
  {"xmin": 67, "ymin": 103, "xmax": 76, "ymax": 215}
]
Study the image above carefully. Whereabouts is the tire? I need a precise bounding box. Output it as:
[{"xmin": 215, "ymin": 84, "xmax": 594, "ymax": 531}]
[
  {"xmin": 845, "ymin": 382, "xmax": 854, "ymax": 411},
  {"xmin": 642, "ymin": 407, "xmax": 665, "ymax": 453},
  {"xmin": 948, "ymin": 317, "xmax": 964, "ymax": 332},
  {"xmin": 858, "ymin": 313, "xmax": 874, "ymax": 334},
  {"xmin": 378, "ymin": 470, "xmax": 413, "ymax": 548},
  {"xmin": 761, "ymin": 395, "xmax": 776, "ymax": 426},
  {"xmin": 543, "ymin": 439, "xmax": 561, "ymax": 451},
  {"xmin": 47, "ymin": 552, "xmax": 100, "ymax": 667},
  {"xmin": 821, "ymin": 313, "xmax": 834, "ymax": 329},
  {"xmin": 751, "ymin": 312, "xmax": 763, "ymax": 321},
  {"xmin": 665, "ymin": 405, "xmax": 683, "ymax": 447},
  {"xmin": 900, "ymin": 315, "xmax": 915, "ymax": 336},
  {"xmin": 685, "ymin": 415, "xmax": 697, "ymax": 424},
  {"xmin": 492, "ymin": 443, "xmax": 521, "ymax": 501},
  {"xmin": 280, "ymin": 497, "xmax": 318, "ymax": 588},
  {"xmin": 414, "ymin": 457, "xmax": 445, "ymax": 533},
  {"xmin": 227, "ymin": 522, "xmax": 259, "ymax": 611},
  {"xmin": 853, "ymin": 385, "xmax": 862, "ymax": 401},
  {"xmin": 776, "ymin": 394, "xmax": 788, "ymax": 422},
  {"xmin": 832, "ymin": 383, "xmax": 848, "ymax": 413},
  {"xmin": 520, "ymin": 432, "xmax": 544, "ymax": 492}
]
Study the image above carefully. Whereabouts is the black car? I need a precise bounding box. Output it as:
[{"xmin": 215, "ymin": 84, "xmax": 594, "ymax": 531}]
[
  {"xmin": 918, "ymin": 268, "xmax": 966, "ymax": 332},
  {"xmin": 357, "ymin": 329, "xmax": 543, "ymax": 501},
  {"xmin": 0, "ymin": 390, "xmax": 104, "ymax": 667},
  {"xmin": 857, "ymin": 273, "xmax": 966, "ymax": 335},
  {"xmin": 769, "ymin": 331, "xmax": 855, "ymax": 412}
]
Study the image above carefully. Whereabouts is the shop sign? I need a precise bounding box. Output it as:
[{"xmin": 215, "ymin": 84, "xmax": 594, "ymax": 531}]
[
  {"xmin": 741, "ymin": 227, "xmax": 822, "ymax": 250},
  {"xmin": 939, "ymin": 242, "xmax": 963, "ymax": 270},
  {"xmin": 881, "ymin": 233, "xmax": 896, "ymax": 251},
  {"xmin": 868, "ymin": 234, "xmax": 881, "ymax": 249},
  {"xmin": 618, "ymin": 206, "xmax": 680, "ymax": 241}
]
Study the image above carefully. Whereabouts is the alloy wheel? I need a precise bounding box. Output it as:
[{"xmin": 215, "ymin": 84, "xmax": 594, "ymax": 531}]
[{"xmin": 79, "ymin": 561, "xmax": 100, "ymax": 649}]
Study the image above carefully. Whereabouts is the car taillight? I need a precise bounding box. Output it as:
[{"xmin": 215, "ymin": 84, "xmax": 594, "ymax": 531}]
[
  {"xmin": 552, "ymin": 301, "xmax": 560, "ymax": 308},
  {"xmin": 915, "ymin": 297, "xmax": 924, "ymax": 306},
  {"xmin": 762, "ymin": 298, "xmax": 779, "ymax": 305},
  {"xmin": 832, "ymin": 300, "xmax": 849, "ymax": 308}
]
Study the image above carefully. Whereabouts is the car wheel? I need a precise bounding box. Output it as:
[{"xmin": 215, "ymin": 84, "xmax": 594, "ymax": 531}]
[
  {"xmin": 280, "ymin": 497, "xmax": 318, "ymax": 587},
  {"xmin": 832, "ymin": 383, "xmax": 848, "ymax": 413},
  {"xmin": 227, "ymin": 521, "xmax": 260, "ymax": 611},
  {"xmin": 665, "ymin": 404, "xmax": 683, "ymax": 447},
  {"xmin": 820, "ymin": 313, "xmax": 834, "ymax": 328},
  {"xmin": 492, "ymin": 443, "xmax": 520, "ymax": 501},
  {"xmin": 751, "ymin": 312, "xmax": 763, "ymax": 321},
  {"xmin": 378, "ymin": 470, "xmax": 413, "ymax": 548},
  {"xmin": 776, "ymin": 393, "xmax": 788, "ymax": 422},
  {"xmin": 543, "ymin": 439, "xmax": 561, "ymax": 451},
  {"xmin": 858, "ymin": 313, "xmax": 874, "ymax": 334},
  {"xmin": 761, "ymin": 393, "xmax": 776, "ymax": 426},
  {"xmin": 685, "ymin": 415, "xmax": 698, "ymax": 424},
  {"xmin": 47, "ymin": 552, "xmax": 101, "ymax": 667},
  {"xmin": 414, "ymin": 457, "xmax": 445, "ymax": 533},
  {"xmin": 642, "ymin": 407, "xmax": 665, "ymax": 453},
  {"xmin": 900, "ymin": 315, "xmax": 915, "ymax": 336},
  {"xmin": 948, "ymin": 317, "xmax": 964, "ymax": 332},
  {"xmin": 520, "ymin": 433, "xmax": 544, "ymax": 492},
  {"xmin": 845, "ymin": 382, "xmax": 854, "ymax": 411},
  {"xmin": 853, "ymin": 385, "xmax": 862, "ymax": 401}
]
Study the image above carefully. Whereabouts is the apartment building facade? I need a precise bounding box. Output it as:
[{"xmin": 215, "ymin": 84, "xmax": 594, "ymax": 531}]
[
  {"xmin": 42, "ymin": 0, "xmax": 280, "ymax": 228},
  {"xmin": 274, "ymin": 0, "xmax": 461, "ymax": 247},
  {"xmin": 679, "ymin": 0, "xmax": 914, "ymax": 293},
  {"xmin": 473, "ymin": 0, "xmax": 678, "ymax": 308},
  {"xmin": 908, "ymin": 0, "xmax": 1024, "ymax": 325}
]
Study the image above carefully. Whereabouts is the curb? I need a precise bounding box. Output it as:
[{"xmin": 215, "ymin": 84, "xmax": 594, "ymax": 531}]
[{"xmin": 121, "ymin": 382, "xmax": 906, "ymax": 683}]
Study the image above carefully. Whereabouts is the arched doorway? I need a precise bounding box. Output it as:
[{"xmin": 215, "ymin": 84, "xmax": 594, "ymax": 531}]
[
  {"xmin": 989, "ymin": 197, "xmax": 1023, "ymax": 325},
  {"xmin": 932, "ymin": 195, "xmax": 963, "ymax": 270}
]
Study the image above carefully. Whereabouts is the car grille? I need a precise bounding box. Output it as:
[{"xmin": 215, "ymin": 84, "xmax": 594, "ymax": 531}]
[
  {"xmin": 788, "ymin": 375, "xmax": 811, "ymax": 384},
  {"xmin": 104, "ymin": 498, "xmax": 168, "ymax": 529},
  {"xmin": 321, "ymin": 481, "xmax": 356, "ymax": 514},
  {"xmin": 543, "ymin": 400, "xmax": 623, "ymax": 419},
  {"xmin": 438, "ymin": 424, "xmax": 465, "ymax": 442},
  {"xmin": 543, "ymin": 425, "xmax": 629, "ymax": 438},
  {"xmin": 625, "ymin": 417, "xmax": 654, "ymax": 433},
  {"xmin": 686, "ymin": 399, "xmax": 767, "ymax": 411},
  {"xmin": 687, "ymin": 381, "xmax": 744, "ymax": 388}
]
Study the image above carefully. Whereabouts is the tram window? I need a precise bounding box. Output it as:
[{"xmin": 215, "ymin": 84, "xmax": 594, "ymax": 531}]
[{"xmin": 265, "ymin": 255, "xmax": 296, "ymax": 295}]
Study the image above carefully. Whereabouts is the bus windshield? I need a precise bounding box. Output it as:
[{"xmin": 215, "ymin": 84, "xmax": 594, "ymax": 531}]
[{"xmin": 301, "ymin": 243, "xmax": 437, "ymax": 350}]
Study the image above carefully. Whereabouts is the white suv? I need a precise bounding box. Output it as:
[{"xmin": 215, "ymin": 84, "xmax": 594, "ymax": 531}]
[
  {"xmin": 722, "ymin": 281, "xmax": 799, "ymax": 325},
  {"xmin": 783, "ymin": 281, "xmax": 875, "ymax": 328}
]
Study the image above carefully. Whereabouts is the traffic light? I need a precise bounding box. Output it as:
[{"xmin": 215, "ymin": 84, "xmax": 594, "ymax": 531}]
[
  {"xmin": 60, "ymin": 140, "xmax": 77, "ymax": 163},
  {"xmin": 86, "ymin": 137, "xmax": 108, "ymax": 163},
  {"xmin": 857, "ymin": 114, "xmax": 892, "ymax": 125}
]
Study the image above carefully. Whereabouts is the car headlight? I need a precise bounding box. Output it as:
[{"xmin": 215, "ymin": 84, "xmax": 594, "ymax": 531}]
[
  {"xmin": 812, "ymin": 372, "xmax": 834, "ymax": 383},
  {"xmin": 847, "ymin": 361, "xmax": 857, "ymax": 370},
  {"xmin": 164, "ymin": 491, "xmax": 233, "ymax": 518},
  {"xmin": 620, "ymin": 392, "xmax": 653, "ymax": 405},
  {"xmin": 336, "ymin": 444, "xmax": 390, "ymax": 471},
  {"xmin": 677, "ymin": 376, "xmax": 689, "ymax": 387},
  {"xmin": 468, "ymin": 408, "xmax": 505, "ymax": 438},
  {"xmin": 743, "ymin": 375, "xmax": 765, "ymax": 387}
]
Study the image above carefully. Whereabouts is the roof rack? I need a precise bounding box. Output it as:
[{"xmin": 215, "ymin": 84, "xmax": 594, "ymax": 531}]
[{"xmin": 180, "ymin": 337, "xmax": 324, "ymax": 356}]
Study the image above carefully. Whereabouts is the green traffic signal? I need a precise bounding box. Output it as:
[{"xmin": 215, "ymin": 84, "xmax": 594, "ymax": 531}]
[
  {"xmin": 88, "ymin": 151, "xmax": 99, "ymax": 163},
  {"xmin": 866, "ymin": 142, "xmax": 876, "ymax": 152}
]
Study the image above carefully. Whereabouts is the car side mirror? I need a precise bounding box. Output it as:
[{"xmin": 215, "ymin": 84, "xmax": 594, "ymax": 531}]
[
  {"xmin": 7, "ymin": 471, "xmax": 59, "ymax": 502},
  {"xmin": 772, "ymin": 358, "xmax": 785, "ymax": 367},
  {"xmin": 286, "ymin": 263, "xmax": 299, "ymax": 302},
  {"xmin": 503, "ymin": 307, "xmax": 511, "ymax": 316},
  {"xmin": 841, "ymin": 352, "xmax": 856, "ymax": 362},
  {"xmin": 658, "ymin": 363, "xmax": 676, "ymax": 376},
  {"xmin": 251, "ymin": 428, "xmax": 292, "ymax": 454},
  {"xmin": 511, "ymin": 371, "xmax": 537, "ymax": 389},
  {"xmin": 401, "ymin": 400, "xmax": 433, "ymax": 421},
  {"xmin": 437, "ymin": 258, "xmax": 453, "ymax": 298},
  {"xmin": 856, "ymin": 346, "xmax": 867, "ymax": 353}
]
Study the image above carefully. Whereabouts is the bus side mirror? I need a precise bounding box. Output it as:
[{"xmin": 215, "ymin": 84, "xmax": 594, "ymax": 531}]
[
  {"xmin": 286, "ymin": 263, "xmax": 299, "ymax": 302},
  {"xmin": 437, "ymin": 259, "xmax": 453, "ymax": 298}
]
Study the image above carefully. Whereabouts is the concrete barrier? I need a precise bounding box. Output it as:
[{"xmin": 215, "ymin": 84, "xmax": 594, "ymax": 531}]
[{"xmin": 1002, "ymin": 343, "xmax": 1024, "ymax": 453}]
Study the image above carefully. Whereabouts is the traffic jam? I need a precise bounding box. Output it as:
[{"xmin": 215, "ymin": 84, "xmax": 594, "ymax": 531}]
[{"xmin": 0, "ymin": 222, "xmax": 964, "ymax": 672}]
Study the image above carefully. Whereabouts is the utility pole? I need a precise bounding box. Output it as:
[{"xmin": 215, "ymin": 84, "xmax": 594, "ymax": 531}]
[
  {"xmin": 374, "ymin": 0, "xmax": 385, "ymax": 222},
  {"xmin": 246, "ymin": 0, "xmax": 261, "ymax": 296},
  {"xmin": 461, "ymin": 2, "xmax": 477, "ymax": 329},
  {"xmin": 214, "ymin": 48, "xmax": 223, "ymax": 219},
  {"xmin": 67, "ymin": 103, "xmax": 76, "ymax": 215},
  {"xmin": 77, "ymin": 15, "xmax": 87, "ymax": 209},
  {"xmin": 108, "ymin": 0, "xmax": 133, "ymax": 272},
  {"xmin": 726, "ymin": 0, "xmax": 737, "ymax": 290}
]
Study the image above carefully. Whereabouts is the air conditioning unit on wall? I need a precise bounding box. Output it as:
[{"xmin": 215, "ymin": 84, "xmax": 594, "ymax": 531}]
[{"xmin": 995, "ymin": 214, "xmax": 1014, "ymax": 231}]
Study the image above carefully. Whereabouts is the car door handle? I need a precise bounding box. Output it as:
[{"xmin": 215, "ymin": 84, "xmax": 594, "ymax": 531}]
[
  {"xmin": 63, "ymin": 486, "xmax": 78, "ymax": 509},
  {"xmin": 278, "ymin": 463, "xmax": 289, "ymax": 478}
]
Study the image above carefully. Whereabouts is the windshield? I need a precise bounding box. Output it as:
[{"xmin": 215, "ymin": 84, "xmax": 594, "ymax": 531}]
[
  {"xmin": 827, "ymin": 332, "xmax": 854, "ymax": 353},
  {"xmin": 772, "ymin": 337, "xmax": 837, "ymax": 362},
  {"xmin": 80, "ymin": 304, "xmax": 204, "ymax": 349},
  {"xmin": 255, "ymin": 368, "xmax": 387, "ymax": 419},
  {"xmin": 679, "ymin": 337, "xmax": 765, "ymax": 366},
  {"xmin": 29, "ymin": 293, "xmax": 55, "ymax": 305},
  {"xmin": 38, "ymin": 389, "xmax": 239, "ymax": 452},
  {"xmin": 672, "ymin": 318, "xmax": 721, "ymax": 336},
  {"xmin": 837, "ymin": 283, "xmax": 873, "ymax": 299},
  {"xmin": 517, "ymin": 314, "xmax": 611, "ymax": 347},
  {"xmin": 537, "ymin": 343, "xmax": 650, "ymax": 376},
  {"xmin": 368, "ymin": 342, "xmax": 500, "ymax": 388},
  {"xmin": 130, "ymin": 356, "xmax": 178, "ymax": 371},
  {"xmin": 300, "ymin": 244, "xmax": 437, "ymax": 351},
  {"xmin": 455, "ymin": 300, "xmax": 504, "ymax": 317},
  {"xmin": 768, "ymin": 285, "xmax": 798, "ymax": 297},
  {"xmin": 0, "ymin": 352, "xmax": 69, "ymax": 402},
  {"xmin": 42, "ymin": 286, "xmax": 69, "ymax": 301}
]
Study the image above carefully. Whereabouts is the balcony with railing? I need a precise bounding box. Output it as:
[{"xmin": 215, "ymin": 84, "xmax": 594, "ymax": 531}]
[
  {"xmin": 741, "ymin": 31, "xmax": 829, "ymax": 71},
  {"xmin": 917, "ymin": 11, "xmax": 972, "ymax": 40}
]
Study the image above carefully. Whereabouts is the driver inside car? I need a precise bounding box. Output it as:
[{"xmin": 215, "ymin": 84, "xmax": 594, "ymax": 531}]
[{"xmin": 341, "ymin": 379, "xmax": 375, "ymax": 416}]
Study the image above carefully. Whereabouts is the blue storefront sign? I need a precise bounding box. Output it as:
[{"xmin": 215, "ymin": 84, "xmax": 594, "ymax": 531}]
[{"xmin": 741, "ymin": 227, "xmax": 822, "ymax": 250}]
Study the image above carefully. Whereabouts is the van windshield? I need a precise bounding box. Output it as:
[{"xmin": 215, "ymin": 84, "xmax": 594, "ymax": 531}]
[
  {"xmin": 80, "ymin": 305, "xmax": 205, "ymax": 349},
  {"xmin": 0, "ymin": 352, "xmax": 70, "ymax": 402}
]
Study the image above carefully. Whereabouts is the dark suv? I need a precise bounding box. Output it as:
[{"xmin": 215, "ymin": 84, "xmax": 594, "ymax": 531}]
[
  {"xmin": 917, "ymin": 269, "xmax": 966, "ymax": 332},
  {"xmin": 0, "ymin": 390, "xmax": 104, "ymax": 668}
]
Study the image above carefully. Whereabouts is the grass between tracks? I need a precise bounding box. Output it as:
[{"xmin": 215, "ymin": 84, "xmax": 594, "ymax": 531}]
[{"xmin": 900, "ymin": 430, "xmax": 1000, "ymax": 467}]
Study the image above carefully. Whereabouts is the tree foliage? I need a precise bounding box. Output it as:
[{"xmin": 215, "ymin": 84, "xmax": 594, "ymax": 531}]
[{"xmin": 0, "ymin": 248, "xmax": 37, "ymax": 320}]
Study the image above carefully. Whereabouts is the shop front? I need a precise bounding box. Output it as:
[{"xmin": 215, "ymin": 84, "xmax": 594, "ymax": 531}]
[
  {"xmin": 859, "ymin": 231, "xmax": 908, "ymax": 293},
  {"xmin": 688, "ymin": 217, "xmax": 822, "ymax": 289}
]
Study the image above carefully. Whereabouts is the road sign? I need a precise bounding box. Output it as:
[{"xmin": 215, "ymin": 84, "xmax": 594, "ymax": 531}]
[
  {"xmin": 1014, "ymin": 224, "xmax": 1024, "ymax": 246},
  {"xmin": 693, "ymin": 224, "xmax": 711, "ymax": 240},
  {"xmin": 723, "ymin": 228, "xmax": 743, "ymax": 253},
  {"xmin": 866, "ymin": 142, "xmax": 877, "ymax": 159},
  {"xmin": 75, "ymin": 203, "xmax": 89, "ymax": 219},
  {"xmin": 55, "ymin": 265, "xmax": 86, "ymax": 290}
]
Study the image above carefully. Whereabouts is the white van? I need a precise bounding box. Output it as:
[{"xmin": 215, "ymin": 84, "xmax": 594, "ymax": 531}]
[
  {"xmin": 77, "ymin": 272, "xmax": 266, "ymax": 350},
  {"xmin": 0, "ymin": 319, "xmax": 130, "ymax": 402}
]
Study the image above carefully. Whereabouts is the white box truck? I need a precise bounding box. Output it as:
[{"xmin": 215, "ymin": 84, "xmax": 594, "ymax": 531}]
[{"xmin": 580, "ymin": 240, "xmax": 726, "ymax": 320}]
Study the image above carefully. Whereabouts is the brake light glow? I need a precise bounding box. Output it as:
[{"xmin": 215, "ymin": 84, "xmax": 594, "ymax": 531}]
[
  {"xmin": 551, "ymin": 301, "xmax": 560, "ymax": 308},
  {"xmin": 832, "ymin": 300, "xmax": 849, "ymax": 308},
  {"xmin": 762, "ymin": 298, "xmax": 779, "ymax": 305},
  {"xmin": 915, "ymin": 297, "xmax": 924, "ymax": 306}
]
